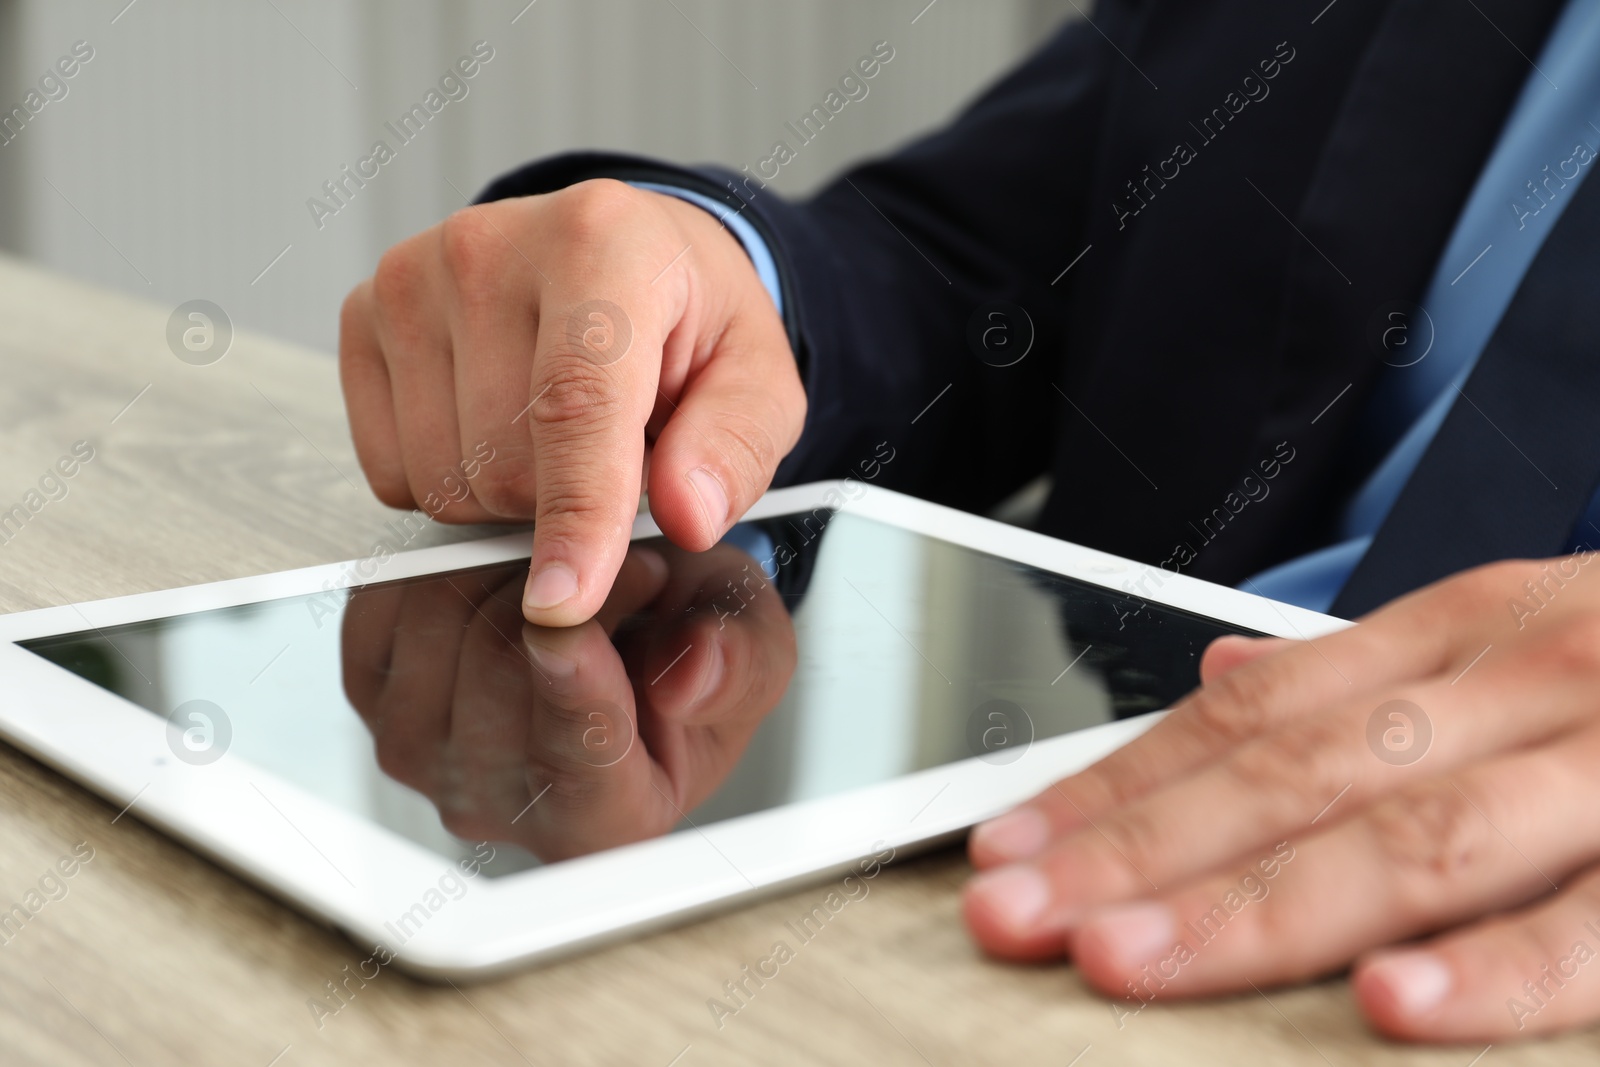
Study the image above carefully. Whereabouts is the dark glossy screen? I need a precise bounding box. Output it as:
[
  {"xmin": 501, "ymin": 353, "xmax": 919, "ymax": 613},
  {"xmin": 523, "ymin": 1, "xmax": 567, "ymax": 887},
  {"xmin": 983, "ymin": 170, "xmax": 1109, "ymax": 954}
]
[{"xmin": 21, "ymin": 509, "xmax": 1256, "ymax": 876}]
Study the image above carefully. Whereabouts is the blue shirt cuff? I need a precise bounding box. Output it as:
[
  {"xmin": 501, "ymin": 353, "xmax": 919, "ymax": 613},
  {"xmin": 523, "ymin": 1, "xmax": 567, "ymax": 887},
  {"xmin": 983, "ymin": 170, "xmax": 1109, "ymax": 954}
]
[{"xmin": 629, "ymin": 181, "xmax": 784, "ymax": 318}]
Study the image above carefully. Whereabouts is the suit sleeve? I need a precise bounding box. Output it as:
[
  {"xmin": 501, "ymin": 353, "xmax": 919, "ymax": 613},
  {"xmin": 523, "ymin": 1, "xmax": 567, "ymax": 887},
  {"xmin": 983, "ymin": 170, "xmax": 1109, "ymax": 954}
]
[{"xmin": 476, "ymin": 15, "xmax": 1121, "ymax": 514}]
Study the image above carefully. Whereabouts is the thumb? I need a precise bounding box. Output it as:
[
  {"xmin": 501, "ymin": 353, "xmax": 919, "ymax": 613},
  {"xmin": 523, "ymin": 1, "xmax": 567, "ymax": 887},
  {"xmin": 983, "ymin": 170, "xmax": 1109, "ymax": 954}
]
[{"xmin": 646, "ymin": 311, "xmax": 805, "ymax": 549}]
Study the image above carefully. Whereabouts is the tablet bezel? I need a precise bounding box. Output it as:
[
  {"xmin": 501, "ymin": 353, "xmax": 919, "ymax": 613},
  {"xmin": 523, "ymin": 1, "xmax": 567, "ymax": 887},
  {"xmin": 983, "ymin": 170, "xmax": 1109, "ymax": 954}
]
[{"xmin": 0, "ymin": 481, "xmax": 1346, "ymax": 978}]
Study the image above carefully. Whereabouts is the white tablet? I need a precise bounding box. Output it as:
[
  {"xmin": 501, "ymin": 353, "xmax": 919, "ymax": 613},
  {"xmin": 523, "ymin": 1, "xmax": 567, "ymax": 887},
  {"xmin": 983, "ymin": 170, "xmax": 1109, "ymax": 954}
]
[{"xmin": 0, "ymin": 481, "xmax": 1342, "ymax": 978}]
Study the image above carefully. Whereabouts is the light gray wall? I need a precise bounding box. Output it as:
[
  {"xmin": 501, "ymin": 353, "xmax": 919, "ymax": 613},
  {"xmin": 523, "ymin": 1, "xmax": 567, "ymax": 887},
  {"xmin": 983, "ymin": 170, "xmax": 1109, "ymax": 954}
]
[{"xmin": 0, "ymin": 0, "xmax": 1078, "ymax": 354}]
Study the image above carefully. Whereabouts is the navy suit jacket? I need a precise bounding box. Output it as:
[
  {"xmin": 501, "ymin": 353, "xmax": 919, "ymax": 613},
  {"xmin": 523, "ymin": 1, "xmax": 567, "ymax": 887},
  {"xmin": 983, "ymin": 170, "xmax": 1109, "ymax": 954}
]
[{"xmin": 479, "ymin": 0, "xmax": 1572, "ymax": 587}]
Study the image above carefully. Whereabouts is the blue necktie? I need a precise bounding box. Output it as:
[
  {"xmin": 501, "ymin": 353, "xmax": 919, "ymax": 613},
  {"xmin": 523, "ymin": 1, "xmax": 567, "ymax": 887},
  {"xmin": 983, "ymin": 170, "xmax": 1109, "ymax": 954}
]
[{"xmin": 1333, "ymin": 166, "xmax": 1600, "ymax": 616}]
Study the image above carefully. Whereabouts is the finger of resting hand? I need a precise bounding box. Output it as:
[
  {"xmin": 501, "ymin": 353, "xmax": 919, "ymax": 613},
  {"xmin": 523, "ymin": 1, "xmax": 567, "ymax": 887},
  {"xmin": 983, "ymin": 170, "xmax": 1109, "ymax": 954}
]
[
  {"xmin": 969, "ymin": 629, "xmax": 1600, "ymax": 955},
  {"xmin": 970, "ymin": 600, "xmax": 1478, "ymax": 869},
  {"xmin": 1197, "ymin": 635, "xmax": 1291, "ymax": 684},
  {"xmin": 1354, "ymin": 864, "xmax": 1600, "ymax": 1042},
  {"xmin": 1069, "ymin": 726, "xmax": 1600, "ymax": 1001}
]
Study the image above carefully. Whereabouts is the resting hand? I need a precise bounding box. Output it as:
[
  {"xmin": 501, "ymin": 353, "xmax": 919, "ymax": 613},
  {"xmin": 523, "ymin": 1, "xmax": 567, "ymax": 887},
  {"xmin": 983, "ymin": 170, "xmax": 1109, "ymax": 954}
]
[{"xmin": 963, "ymin": 555, "xmax": 1600, "ymax": 1042}]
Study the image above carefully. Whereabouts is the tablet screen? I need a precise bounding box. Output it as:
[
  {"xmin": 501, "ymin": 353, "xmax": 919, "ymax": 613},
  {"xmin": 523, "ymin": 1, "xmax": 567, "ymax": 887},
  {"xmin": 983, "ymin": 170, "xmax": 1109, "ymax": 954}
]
[{"xmin": 21, "ymin": 508, "xmax": 1257, "ymax": 876}]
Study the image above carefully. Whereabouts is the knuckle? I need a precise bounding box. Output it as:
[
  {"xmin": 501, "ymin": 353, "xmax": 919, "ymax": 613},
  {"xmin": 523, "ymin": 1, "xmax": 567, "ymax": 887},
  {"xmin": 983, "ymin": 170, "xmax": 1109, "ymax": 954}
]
[
  {"xmin": 1427, "ymin": 559, "xmax": 1535, "ymax": 616},
  {"xmin": 715, "ymin": 409, "xmax": 783, "ymax": 491},
  {"xmin": 550, "ymin": 178, "xmax": 647, "ymax": 247},
  {"xmin": 1470, "ymin": 558, "xmax": 1543, "ymax": 590},
  {"xmin": 371, "ymin": 242, "xmax": 427, "ymax": 317},
  {"xmin": 523, "ymin": 763, "xmax": 601, "ymax": 809},
  {"xmin": 1185, "ymin": 669, "xmax": 1275, "ymax": 744},
  {"xmin": 532, "ymin": 362, "xmax": 628, "ymax": 431},
  {"xmin": 1368, "ymin": 779, "xmax": 1490, "ymax": 901},
  {"xmin": 1245, "ymin": 889, "xmax": 1325, "ymax": 983},
  {"xmin": 522, "ymin": 723, "xmax": 613, "ymax": 804},
  {"xmin": 1068, "ymin": 766, "xmax": 1145, "ymax": 814},
  {"xmin": 438, "ymin": 207, "xmax": 506, "ymax": 286},
  {"xmin": 1223, "ymin": 721, "xmax": 1343, "ymax": 811},
  {"xmin": 1534, "ymin": 613, "xmax": 1600, "ymax": 676},
  {"xmin": 534, "ymin": 478, "xmax": 629, "ymax": 544},
  {"xmin": 1098, "ymin": 805, "xmax": 1169, "ymax": 875},
  {"xmin": 338, "ymin": 283, "xmax": 372, "ymax": 352}
]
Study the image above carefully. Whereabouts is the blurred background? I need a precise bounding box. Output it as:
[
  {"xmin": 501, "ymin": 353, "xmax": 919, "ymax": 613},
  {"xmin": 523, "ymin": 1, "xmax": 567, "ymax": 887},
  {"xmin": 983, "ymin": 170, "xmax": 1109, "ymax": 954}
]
[{"xmin": 0, "ymin": 0, "xmax": 1079, "ymax": 354}]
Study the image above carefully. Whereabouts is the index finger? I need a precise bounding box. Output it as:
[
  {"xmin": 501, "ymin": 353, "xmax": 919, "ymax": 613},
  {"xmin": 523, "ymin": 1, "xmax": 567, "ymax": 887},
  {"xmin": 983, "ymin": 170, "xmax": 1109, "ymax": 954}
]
[{"xmin": 521, "ymin": 285, "xmax": 667, "ymax": 627}]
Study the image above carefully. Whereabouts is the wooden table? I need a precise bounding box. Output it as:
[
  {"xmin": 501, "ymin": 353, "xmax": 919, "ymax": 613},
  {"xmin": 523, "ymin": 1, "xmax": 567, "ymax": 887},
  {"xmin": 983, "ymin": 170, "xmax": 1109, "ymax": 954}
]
[{"xmin": 0, "ymin": 253, "xmax": 1592, "ymax": 1066}]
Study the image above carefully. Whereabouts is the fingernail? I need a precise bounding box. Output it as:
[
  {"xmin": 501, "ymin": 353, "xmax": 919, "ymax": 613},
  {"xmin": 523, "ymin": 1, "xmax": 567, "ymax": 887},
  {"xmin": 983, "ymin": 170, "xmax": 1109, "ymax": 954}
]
[
  {"xmin": 1081, "ymin": 902, "xmax": 1176, "ymax": 970},
  {"xmin": 693, "ymin": 639, "xmax": 724, "ymax": 705},
  {"xmin": 688, "ymin": 466, "xmax": 729, "ymax": 535},
  {"xmin": 967, "ymin": 866, "xmax": 1051, "ymax": 934},
  {"xmin": 1365, "ymin": 951, "xmax": 1452, "ymax": 1016},
  {"xmin": 972, "ymin": 808, "xmax": 1051, "ymax": 862},
  {"xmin": 632, "ymin": 545, "xmax": 669, "ymax": 585},
  {"xmin": 523, "ymin": 638, "xmax": 577, "ymax": 679},
  {"xmin": 525, "ymin": 562, "xmax": 578, "ymax": 611}
]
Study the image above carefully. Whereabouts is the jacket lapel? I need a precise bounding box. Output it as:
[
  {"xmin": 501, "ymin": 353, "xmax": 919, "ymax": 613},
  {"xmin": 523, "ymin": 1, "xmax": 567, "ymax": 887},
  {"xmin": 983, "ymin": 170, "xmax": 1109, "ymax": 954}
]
[{"xmin": 1211, "ymin": 0, "xmax": 1569, "ymax": 579}]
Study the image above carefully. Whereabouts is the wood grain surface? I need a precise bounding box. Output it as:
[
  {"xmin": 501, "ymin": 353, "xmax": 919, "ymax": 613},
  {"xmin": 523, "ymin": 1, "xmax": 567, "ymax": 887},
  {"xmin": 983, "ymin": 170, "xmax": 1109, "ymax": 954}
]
[{"xmin": 0, "ymin": 253, "xmax": 1594, "ymax": 1065}]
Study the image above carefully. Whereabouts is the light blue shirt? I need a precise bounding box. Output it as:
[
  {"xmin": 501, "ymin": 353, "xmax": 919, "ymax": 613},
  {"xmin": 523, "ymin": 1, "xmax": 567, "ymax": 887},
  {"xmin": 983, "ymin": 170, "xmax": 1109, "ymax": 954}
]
[
  {"xmin": 646, "ymin": 0, "xmax": 1600, "ymax": 614},
  {"xmin": 629, "ymin": 181, "xmax": 784, "ymax": 318}
]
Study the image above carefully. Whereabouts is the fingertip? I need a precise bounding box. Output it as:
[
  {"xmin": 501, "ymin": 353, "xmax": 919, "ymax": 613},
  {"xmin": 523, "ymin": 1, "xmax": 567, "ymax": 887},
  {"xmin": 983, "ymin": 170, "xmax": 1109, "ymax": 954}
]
[
  {"xmin": 521, "ymin": 628, "xmax": 578, "ymax": 681},
  {"xmin": 647, "ymin": 462, "xmax": 727, "ymax": 551},
  {"xmin": 961, "ymin": 865, "xmax": 1073, "ymax": 962},
  {"xmin": 523, "ymin": 561, "xmax": 592, "ymax": 627},
  {"xmin": 525, "ymin": 561, "xmax": 578, "ymax": 611},
  {"xmin": 1352, "ymin": 966, "xmax": 1411, "ymax": 1040},
  {"xmin": 1073, "ymin": 902, "xmax": 1177, "ymax": 989},
  {"xmin": 1351, "ymin": 950, "xmax": 1453, "ymax": 1040},
  {"xmin": 969, "ymin": 807, "xmax": 1051, "ymax": 868},
  {"xmin": 647, "ymin": 628, "xmax": 725, "ymax": 721},
  {"xmin": 687, "ymin": 465, "xmax": 730, "ymax": 542}
]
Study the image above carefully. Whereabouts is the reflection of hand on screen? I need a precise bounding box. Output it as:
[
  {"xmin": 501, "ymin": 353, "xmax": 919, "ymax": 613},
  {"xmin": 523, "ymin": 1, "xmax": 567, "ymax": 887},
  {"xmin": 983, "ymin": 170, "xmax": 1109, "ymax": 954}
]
[{"xmin": 340, "ymin": 542, "xmax": 796, "ymax": 861}]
